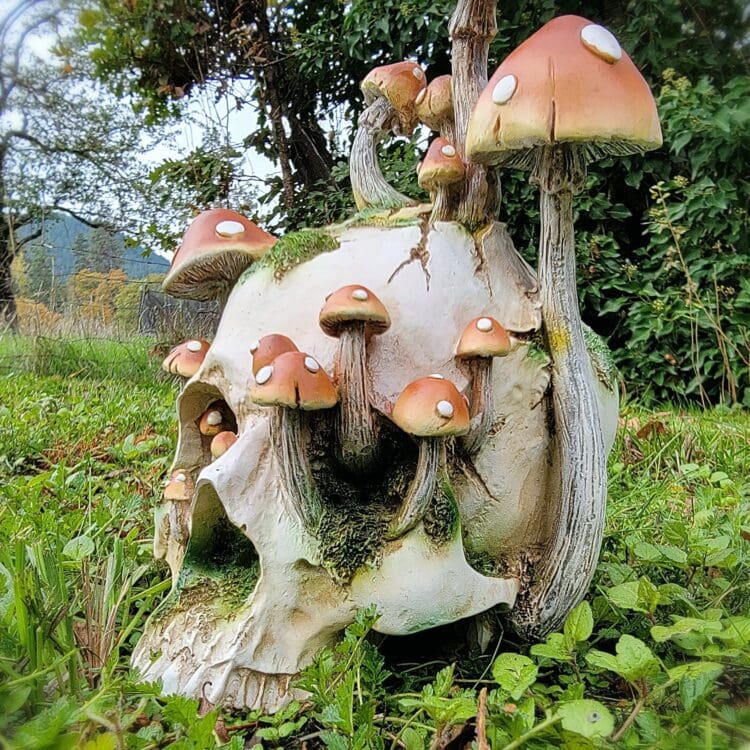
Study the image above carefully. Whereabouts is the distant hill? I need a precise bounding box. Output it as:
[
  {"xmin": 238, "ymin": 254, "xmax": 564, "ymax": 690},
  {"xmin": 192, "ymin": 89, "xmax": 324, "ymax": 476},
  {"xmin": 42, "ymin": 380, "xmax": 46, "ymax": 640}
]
[{"xmin": 21, "ymin": 214, "xmax": 169, "ymax": 280}]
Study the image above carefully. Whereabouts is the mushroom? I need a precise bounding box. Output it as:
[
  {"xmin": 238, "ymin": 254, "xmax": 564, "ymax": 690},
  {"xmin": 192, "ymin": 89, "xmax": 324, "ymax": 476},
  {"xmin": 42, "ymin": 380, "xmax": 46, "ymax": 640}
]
[
  {"xmin": 210, "ymin": 431, "xmax": 237, "ymax": 459},
  {"xmin": 415, "ymin": 75, "xmax": 455, "ymax": 142},
  {"xmin": 250, "ymin": 333, "xmax": 298, "ymax": 376},
  {"xmin": 319, "ymin": 285, "xmax": 390, "ymax": 473},
  {"xmin": 387, "ymin": 375, "xmax": 469, "ymax": 539},
  {"xmin": 351, "ymin": 61, "xmax": 426, "ymax": 211},
  {"xmin": 250, "ymin": 351, "xmax": 338, "ymax": 531},
  {"xmin": 162, "ymin": 208, "xmax": 277, "ymax": 303},
  {"xmin": 465, "ymin": 15, "xmax": 661, "ymax": 636},
  {"xmin": 198, "ymin": 404, "xmax": 227, "ymax": 437},
  {"xmin": 163, "ymin": 470, "xmax": 194, "ymax": 547},
  {"xmin": 161, "ymin": 339, "xmax": 210, "ymax": 380},
  {"xmin": 163, "ymin": 470, "xmax": 193, "ymax": 502},
  {"xmin": 417, "ymin": 137, "xmax": 466, "ymax": 222},
  {"xmin": 455, "ymin": 316, "xmax": 511, "ymax": 454}
]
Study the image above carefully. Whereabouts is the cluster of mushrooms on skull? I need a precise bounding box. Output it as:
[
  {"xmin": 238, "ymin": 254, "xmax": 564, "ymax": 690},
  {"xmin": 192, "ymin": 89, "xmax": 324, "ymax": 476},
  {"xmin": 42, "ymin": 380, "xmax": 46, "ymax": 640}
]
[{"xmin": 131, "ymin": 7, "xmax": 661, "ymax": 713}]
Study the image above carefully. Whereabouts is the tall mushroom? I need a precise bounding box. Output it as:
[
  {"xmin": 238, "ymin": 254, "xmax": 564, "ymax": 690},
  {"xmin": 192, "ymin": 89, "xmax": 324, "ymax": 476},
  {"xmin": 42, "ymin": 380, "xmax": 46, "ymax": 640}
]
[
  {"xmin": 466, "ymin": 15, "xmax": 662, "ymax": 636},
  {"xmin": 351, "ymin": 61, "xmax": 426, "ymax": 211},
  {"xmin": 455, "ymin": 316, "xmax": 511, "ymax": 454},
  {"xmin": 387, "ymin": 375, "xmax": 469, "ymax": 539},
  {"xmin": 417, "ymin": 138, "xmax": 466, "ymax": 222},
  {"xmin": 250, "ymin": 351, "xmax": 337, "ymax": 532},
  {"xmin": 319, "ymin": 285, "xmax": 390, "ymax": 473},
  {"xmin": 163, "ymin": 208, "xmax": 276, "ymax": 304}
]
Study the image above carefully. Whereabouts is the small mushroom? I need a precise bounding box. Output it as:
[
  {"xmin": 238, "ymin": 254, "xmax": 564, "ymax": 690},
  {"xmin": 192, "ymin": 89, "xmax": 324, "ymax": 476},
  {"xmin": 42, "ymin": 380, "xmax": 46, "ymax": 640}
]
[
  {"xmin": 250, "ymin": 334, "xmax": 299, "ymax": 376},
  {"xmin": 161, "ymin": 339, "xmax": 210, "ymax": 380},
  {"xmin": 415, "ymin": 75, "xmax": 455, "ymax": 142},
  {"xmin": 455, "ymin": 316, "xmax": 512, "ymax": 454},
  {"xmin": 198, "ymin": 403, "xmax": 228, "ymax": 436},
  {"xmin": 387, "ymin": 375, "xmax": 469, "ymax": 539},
  {"xmin": 250, "ymin": 351, "xmax": 338, "ymax": 531},
  {"xmin": 351, "ymin": 61, "xmax": 426, "ymax": 210},
  {"xmin": 320, "ymin": 285, "xmax": 390, "ymax": 473},
  {"xmin": 162, "ymin": 208, "xmax": 277, "ymax": 303},
  {"xmin": 163, "ymin": 470, "xmax": 193, "ymax": 502},
  {"xmin": 210, "ymin": 431, "xmax": 237, "ymax": 459},
  {"xmin": 417, "ymin": 137, "xmax": 465, "ymax": 222}
]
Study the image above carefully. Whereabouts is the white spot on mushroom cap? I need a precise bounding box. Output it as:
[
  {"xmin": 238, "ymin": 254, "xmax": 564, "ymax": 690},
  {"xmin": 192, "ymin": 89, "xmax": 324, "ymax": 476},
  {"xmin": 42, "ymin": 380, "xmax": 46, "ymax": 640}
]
[
  {"xmin": 186, "ymin": 340, "xmax": 203, "ymax": 352},
  {"xmin": 304, "ymin": 356, "xmax": 320, "ymax": 373},
  {"xmin": 436, "ymin": 400, "xmax": 454, "ymax": 418},
  {"xmin": 351, "ymin": 288, "xmax": 369, "ymax": 301},
  {"xmin": 412, "ymin": 67, "xmax": 424, "ymax": 79},
  {"xmin": 249, "ymin": 340, "xmax": 260, "ymax": 354},
  {"xmin": 476, "ymin": 317, "xmax": 493, "ymax": 332},
  {"xmin": 215, "ymin": 219, "xmax": 246, "ymax": 238},
  {"xmin": 415, "ymin": 88, "xmax": 427, "ymax": 105},
  {"xmin": 580, "ymin": 24, "xmax": 622, "ymax": 63},
  {"xmin": 206, "ymin": 410, "xmax": 222, "ymax": 426},
  {"xmin": 429, "ymin": 373, "xmax": 444, "ymax": 379},
  {"xmin": 441, "ymin": 144, "xmax": 456, "ymax": 158},
  {"xmin": 492, "ymin": 74, "xmax": 517, "ymax": 105},
  {"xmin": 255, "ymin": 365, "xmax": 273, "ymax": 384},
  {"xmin": 175, "ymin": 473, "xmax": 186, "ymax": 482}
]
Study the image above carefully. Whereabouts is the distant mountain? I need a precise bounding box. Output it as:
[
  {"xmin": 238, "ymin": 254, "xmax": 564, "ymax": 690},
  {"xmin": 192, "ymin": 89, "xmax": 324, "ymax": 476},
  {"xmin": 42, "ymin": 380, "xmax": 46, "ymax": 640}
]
[{"xmin": 21, "ymin": 214, "xmax": 169, "ymax": 280}]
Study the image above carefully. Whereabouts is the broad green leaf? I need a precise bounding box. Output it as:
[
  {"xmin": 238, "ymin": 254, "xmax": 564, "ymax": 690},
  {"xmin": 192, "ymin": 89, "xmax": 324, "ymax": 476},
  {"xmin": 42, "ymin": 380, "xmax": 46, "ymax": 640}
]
[
  {"xmin": 400, "ymin": 728, "xmax": 424, "ymax": 750},
  {"xmin": 63, "ymin": 534, "xmax": 95, "ymax": 560},
  {"xmin": 556, "ymin": 700, "xmax": 615, "ymax": 739},
  {"xmin": 564, "ymin": 601, "xmax": 594, "ymax": 647},
  {"xmin": 492, "ymin": 653, "xmax": 538, "ymax": 700},
  {"xmin": 586, "ymin": 635, "xmax": 660, "ymax": 684},
  {"xmin": 651, "ymin": 617, "xmax": 723, "ymax": 643},
  {"xmin": 668, "ymin": 662, "xmax": 723, "ymax": 710},
  {"xmin": 531, "ymin": 633, "xmax": 572, "ymax": 662}
]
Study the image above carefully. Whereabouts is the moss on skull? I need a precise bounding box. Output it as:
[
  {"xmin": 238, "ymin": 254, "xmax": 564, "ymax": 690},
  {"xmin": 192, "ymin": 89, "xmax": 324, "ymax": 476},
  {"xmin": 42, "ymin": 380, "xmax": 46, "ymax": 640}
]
[
  {"xmin": 332, "ymin": 205, "xmax": 431, "ymax": 232},
  {"xmin": 582, "ymin": 324, "xmax": 618, "ymax": 392},
  {"xmin": 240, "ymin": 228, "xmax": 339, "ymax": 283},
  {"xmin": 423, "ymin": 477, "xmax": 460, "ymax": 545}
]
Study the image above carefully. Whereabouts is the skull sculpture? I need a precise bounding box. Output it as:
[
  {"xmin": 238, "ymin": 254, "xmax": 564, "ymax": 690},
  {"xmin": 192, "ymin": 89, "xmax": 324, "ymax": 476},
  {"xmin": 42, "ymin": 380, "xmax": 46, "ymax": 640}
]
[{"xmin": 133, "ymin": 10, "xmax": 660, "ymax": 713}]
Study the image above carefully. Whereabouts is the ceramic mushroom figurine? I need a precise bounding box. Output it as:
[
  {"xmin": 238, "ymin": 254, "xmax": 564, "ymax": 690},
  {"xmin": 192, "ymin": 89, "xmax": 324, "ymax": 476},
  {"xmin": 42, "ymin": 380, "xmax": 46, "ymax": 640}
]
[
  {"xmin": 466, "ymin": 14, "xmax": 661, "ymax": 635},
  {"xmin": 161, "ymin": 339, "xmax": 210, "ymax": 381},
  {"xmin": 134, "ymin": 0, "xmax": 655, "ymax": 714},
  {"xmin": 351, "ymin": 61, "xmax": 426, "ymax": 210},
  {"xmin": 163, "ymin": 208, "xmax": 277, "ymax": 304},
  {"xmin": 415, "ymin": 75, "xmax": 455, "ymax": 143},
  {"xmin": 417, "ymin": 138, "xmax": 466, "ymax": 222}
]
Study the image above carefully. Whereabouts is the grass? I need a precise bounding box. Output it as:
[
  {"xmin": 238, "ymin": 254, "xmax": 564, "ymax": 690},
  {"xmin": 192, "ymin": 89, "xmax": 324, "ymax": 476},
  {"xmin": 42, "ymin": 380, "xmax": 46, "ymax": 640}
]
[{"xmin": 0, "ymin": 336, "xmax": 748, "ymax": 749}]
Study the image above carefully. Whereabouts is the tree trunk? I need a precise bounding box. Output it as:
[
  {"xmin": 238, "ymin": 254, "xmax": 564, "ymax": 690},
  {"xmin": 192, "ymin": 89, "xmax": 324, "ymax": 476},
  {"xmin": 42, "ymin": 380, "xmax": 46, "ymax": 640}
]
[
  {"xmin": 287, "ymin": 113, "xmax": 333, "ymax": 188},
  {"xmin": 0, "ymin": 172, "xmax": 18, "ymax": 332},
  {"xmin": 449, "ymin": 0, "xmax": 497, "ymax": 227},
  {"xmin": 510, "ymin": 145, "xmax": 607, "ymax": 638}
]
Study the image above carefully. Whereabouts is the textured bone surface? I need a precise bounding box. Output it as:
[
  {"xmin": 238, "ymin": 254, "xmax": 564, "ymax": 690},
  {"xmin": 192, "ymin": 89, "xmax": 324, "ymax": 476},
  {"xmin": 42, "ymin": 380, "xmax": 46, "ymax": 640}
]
[{"xmin": 135, "ymin": 221, "xmax": 618, "ymax": 711}]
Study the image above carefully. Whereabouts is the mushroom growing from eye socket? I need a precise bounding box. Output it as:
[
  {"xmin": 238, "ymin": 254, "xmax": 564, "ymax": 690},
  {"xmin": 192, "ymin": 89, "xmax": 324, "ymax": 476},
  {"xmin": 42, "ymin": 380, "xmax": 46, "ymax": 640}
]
[
  {"xmin": 319, "ymin": 285, "xmax": 390, "ymax": 473},
  {"xmin": 386, "ymin": 375, "xmax": 469, "ymax": 539},
  {"xmin": 198, "ymin": 403, "xmax": 229, "ymax": 436},
  {"xmin": 250, "ymin": 351, "xmax": 338, "ymax": 532},
  {"xmin": 210, "ymin": 430, "xmax": 237, "ymax": 459},
  {"xmin": 162, "ymin": 208, "xmax": 277, "ymax": 304},
  {"xmin": 455, "ymin": 316, "xmax": 512, "ymax": 454}
]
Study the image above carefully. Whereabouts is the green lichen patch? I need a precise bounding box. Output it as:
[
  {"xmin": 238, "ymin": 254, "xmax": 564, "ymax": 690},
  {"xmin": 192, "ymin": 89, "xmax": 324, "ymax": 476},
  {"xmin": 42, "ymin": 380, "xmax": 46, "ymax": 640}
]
[
  {"xmin": 423, "ymin": 477, "xmax": 460, "ymax": 545},
  {"xmin": 582, "ymin": 324, "xmax": 618, "ymax": 392},
  {"xmin": 332, "ymin": 204, "xmax": 431, "ymax": 233},
  {"xmin": 240, "ymin": 228, "xmax": 339, "ymax": 283},
  {"xmin": 523, "ymin": 337, "xmax": 552, "ymax": 368}
]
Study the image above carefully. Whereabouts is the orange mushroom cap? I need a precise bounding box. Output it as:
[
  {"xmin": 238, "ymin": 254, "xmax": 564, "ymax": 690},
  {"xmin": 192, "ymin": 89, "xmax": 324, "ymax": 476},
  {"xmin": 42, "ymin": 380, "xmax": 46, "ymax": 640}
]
[
  {"xmin": 198, "ymin": 403, "xmax": 227, "ymax": 436},
  {"xmin": 210, "ymin": 431, "xmax": 237, "ymax": 459},
  {"xmin": 319, "ymin": 285, "xmax": 390, "ymax": 337},
  {"xmin": 415, "ymin": 75, "xmax": 453, "ymax": 131},
  {"xmin": 251, "ymin": 351, "xmax": 338, "ymax": 411},
  {"xmin": 163, "ymin": 208, "xmax": 277, "ymax": 301},
  {"xmin": 391, "ymin": 375, "xmax": 470, "ymax": 437},
  {"xmin": 164, "ymin": 470, "xmax": 194, "ymax": 501},
  {"xmin": 361, "ymin": 61, "xmax": 427, "ymax": 133},
  {"xmin": 417, "ymin": 138, "xmax": 465, "ymax": 192},
  {"xmin": 466, "ymin": 15, "xmax": 662, "ymax": 168},
  {"xmin": 250, "ymin": 334, "xmax": 299, "ymax": 376},
  {"xmin": 456, "ymin": 317, "xmax": 511, "ymax": 359},
  {"xmin": 162, "ymin": 339, "xmax": 210, "ymax": 378}
]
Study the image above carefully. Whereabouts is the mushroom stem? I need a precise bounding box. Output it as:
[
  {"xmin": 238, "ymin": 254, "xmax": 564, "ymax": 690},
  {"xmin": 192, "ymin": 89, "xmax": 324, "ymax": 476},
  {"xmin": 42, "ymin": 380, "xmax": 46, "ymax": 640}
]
[
  {"xmin": 386, "ymin": 437, "xmax": 440, "ymax": 539},
  {"xmin": 461, "ymin": 359, "xmax": 492, "ymax": 454},
  {"xmin": 335, "ymin": 324, "xmax": 379, "ymax": 472},
  {"xmin": 512, "ymin": 144, "xmax": 607, "ymax": 638},
  {"xmin": 449, "ymin": 0, "xmax": 497, "ymax": 226},
  {"xmin": 350, "ymin": 97, "xmax": 417, "ymax": 211},
  {"xmin": 430, "ymin": 187, "xmax": 454, "ymax": 223},
  {"xmin": 270, "ymin": 407, "xmax": 322, "ymax": 532}
]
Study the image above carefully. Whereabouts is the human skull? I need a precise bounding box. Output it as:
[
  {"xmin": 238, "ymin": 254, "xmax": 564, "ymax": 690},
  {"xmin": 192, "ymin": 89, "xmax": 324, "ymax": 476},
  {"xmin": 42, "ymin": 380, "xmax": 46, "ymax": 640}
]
[{"xmin": 133, "ymin": 216, "xmax": 618, "ymax": 711}]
